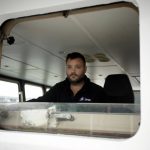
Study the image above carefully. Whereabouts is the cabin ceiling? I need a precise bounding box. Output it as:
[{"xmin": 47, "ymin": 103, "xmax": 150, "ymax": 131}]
[{"xmin": 0, "ymin": 3, "xmax": 140, "ymax": 90}]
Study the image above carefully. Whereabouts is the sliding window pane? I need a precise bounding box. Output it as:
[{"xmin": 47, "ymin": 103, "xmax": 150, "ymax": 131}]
[
  {"xmin": 25, "ymin": 84, "xmax": 43, "ymax": 101},
  {"xmin": 0, "ymin": 80, "xmax": 19, "ymax": 103}
]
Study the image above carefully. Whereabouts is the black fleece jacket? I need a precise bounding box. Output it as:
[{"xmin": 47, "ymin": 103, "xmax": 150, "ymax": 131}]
[{"xmin": 29, "ymin": 76, "xmax": 107, "ymax": 103}]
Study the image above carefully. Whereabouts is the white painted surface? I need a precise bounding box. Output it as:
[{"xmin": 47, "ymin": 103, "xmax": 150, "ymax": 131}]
[{"xmin": 0, "ymin": 0, "xmax": 150, "ymax": 150}]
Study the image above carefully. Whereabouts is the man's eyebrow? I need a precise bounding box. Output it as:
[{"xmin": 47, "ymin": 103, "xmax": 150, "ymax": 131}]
[{"xmin": 66, "ymin": 65, "xmax": 72, "ymax": 67}]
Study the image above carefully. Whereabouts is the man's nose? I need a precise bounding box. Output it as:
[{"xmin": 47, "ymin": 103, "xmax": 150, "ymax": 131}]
[{"xmin": 71, "ymin": 67, "xmax": 76, "ymax": 73}]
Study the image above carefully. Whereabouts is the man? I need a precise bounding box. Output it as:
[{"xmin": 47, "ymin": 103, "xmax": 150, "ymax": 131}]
[{"xmin": 30, "ymin": 52, "xmax": 107, "ymax": 103}]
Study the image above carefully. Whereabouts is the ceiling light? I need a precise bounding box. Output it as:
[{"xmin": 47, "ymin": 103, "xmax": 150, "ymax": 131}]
[{"xmin": 94, "ymin": 53, "xmax": 110, "ymax": 62}]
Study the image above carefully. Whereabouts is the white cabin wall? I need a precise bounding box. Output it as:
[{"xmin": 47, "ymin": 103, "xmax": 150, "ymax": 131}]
[{"xmin": 0, "ymin": 0, "xmax": 150, "ymax": 150}]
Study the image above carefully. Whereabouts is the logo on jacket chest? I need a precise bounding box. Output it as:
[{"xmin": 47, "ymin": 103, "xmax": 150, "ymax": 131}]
[{"xmin": 79, "ymin": 97, "xmax": 91, "ymax": 102}]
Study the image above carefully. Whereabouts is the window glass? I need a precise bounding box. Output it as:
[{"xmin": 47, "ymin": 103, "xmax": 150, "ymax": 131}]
[
  {"xmin": 25, "ymin": 84, "xmax": 43, "ymax": 101},
  {"xmin": 0, "ymin": 103, "xmax": 140, "ymax": 138},
  {"xmin": 0, "ymin": 80, "xmax": 19, "ymax": 103}
]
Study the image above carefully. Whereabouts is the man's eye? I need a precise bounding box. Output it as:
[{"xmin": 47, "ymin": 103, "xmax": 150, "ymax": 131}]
[
  {"xmin": 76, "ymin": 66, "xmax": 81, "ymax": 69},
  {"xmin": 67, "ymin": 66, "xmax": 72, "ymax": 69}
]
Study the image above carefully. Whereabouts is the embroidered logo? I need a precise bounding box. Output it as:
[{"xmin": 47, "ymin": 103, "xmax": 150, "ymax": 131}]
[{"xmin": 79, "ymin": 97, "xmax": 91, "ymax": 102}]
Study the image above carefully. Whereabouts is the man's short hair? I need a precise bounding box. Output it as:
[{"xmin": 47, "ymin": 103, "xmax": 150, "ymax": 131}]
[{"xmin": 66, "ymin": 52, "xmax": 86, "ymax": 65}]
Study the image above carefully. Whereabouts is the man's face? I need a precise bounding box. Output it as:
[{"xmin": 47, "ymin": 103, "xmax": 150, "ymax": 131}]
[{"xmin": 66, "ymin": 58, "xmax": 87, "ymax": 84}]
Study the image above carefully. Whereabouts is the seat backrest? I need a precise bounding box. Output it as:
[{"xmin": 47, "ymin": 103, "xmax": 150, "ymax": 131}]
[{"xmin": 104, "ymin": 74, "xmax": 134, "ymax": 103}]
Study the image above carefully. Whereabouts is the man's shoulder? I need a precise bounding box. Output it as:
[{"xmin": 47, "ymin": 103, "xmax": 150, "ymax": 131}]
[
  {"xmin": 85, "ymin": 76, "xmax": 103, "ymax": 89},
  {"xmin": 89, "ymin": 82, "xmax": 103, "ymax": 90}
]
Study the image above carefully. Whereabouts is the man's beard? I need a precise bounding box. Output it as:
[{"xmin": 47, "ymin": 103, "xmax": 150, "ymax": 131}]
[{"xmin": 67, "ymin": 74, "xmax": 85, "ymax": 84}]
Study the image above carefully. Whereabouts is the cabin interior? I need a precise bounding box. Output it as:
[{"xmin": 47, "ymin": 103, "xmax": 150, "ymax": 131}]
[{"xmin": 0, "ymin": 2, "xmax": 140, "ymax": 103}]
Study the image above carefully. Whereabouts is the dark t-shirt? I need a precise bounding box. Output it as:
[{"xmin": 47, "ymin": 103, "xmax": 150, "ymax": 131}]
[{"xmin": 30, "ymin": 76, "xmax": 107, "ymax": 103}]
